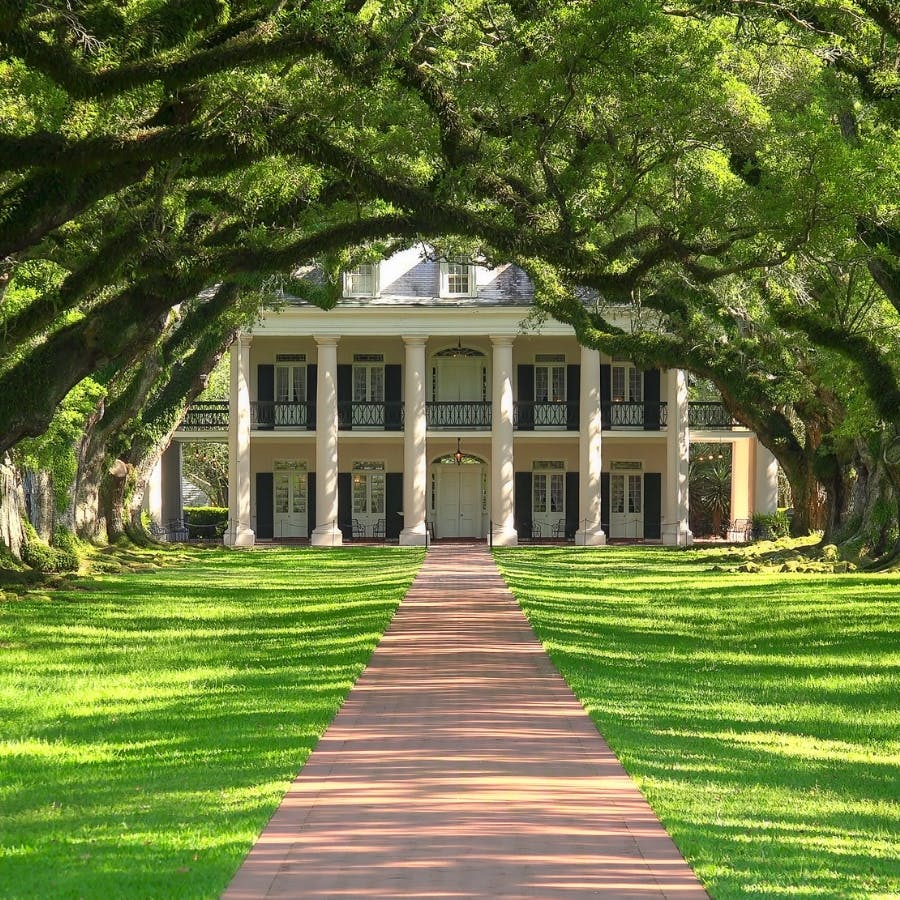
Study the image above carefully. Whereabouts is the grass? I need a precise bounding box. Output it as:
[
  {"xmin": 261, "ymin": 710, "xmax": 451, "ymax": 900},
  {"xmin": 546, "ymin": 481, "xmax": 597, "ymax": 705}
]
[
  {"xmin": 494, "ymin": 545, "xmax": 900, "ymax": 900},
  {"xmin": 0, "ymin": 546, "xmax": 423, "ymax": 899}
]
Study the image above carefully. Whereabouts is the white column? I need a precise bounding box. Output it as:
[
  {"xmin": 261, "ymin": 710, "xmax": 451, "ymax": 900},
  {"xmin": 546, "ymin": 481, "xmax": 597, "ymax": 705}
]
[
  {"xmin": 575, "ymin": 346, "xmax": 606, "ymax": 545},
  {"xmin": 400, "ymin": 336, "xmax": 428, "ymax": 546},
  {"xmin": 754, "ymin": 439, "xmax": 779, "ymax": 515},
  {"xmin": 225, "ymin": 333, "xmax": 255, "ymax": 547},
  {"xmin": 311, "ymin": 336, "xmax": 343, "ymax": 546},
  {"xmin": 490, "ymin": 335, "xmax": 517, "ymax": 546},
  {"xmin": 663, "ymin": 368, "xmax": 693, "ymax": 546}
]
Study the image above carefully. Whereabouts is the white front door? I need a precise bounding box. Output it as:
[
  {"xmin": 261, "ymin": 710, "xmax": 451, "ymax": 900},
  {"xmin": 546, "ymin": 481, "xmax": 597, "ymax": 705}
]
[
  {"xmin": 533, "ymin": 470, "xmax": 565, "ymax": 536},
  {"xmin": 434, "ymin": 466, "xmax": 483, "ymax": 538},
  {"xmin": 609, "ymin": 473, "xmax": 643, "ymax": 539}
]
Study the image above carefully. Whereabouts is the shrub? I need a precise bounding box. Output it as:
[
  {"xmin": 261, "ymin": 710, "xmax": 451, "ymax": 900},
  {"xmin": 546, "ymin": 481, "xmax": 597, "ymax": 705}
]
[
  {"xmin": 53, "ymin": 527, "xmax": 79, "ymax": 554},
  {"xmin": 751, "ymin": 510, "xmax": 791, "ymax": 540},
  {"xmin": 183, "ymin": 506, "xmax": 228, "ymax": 540},
  {"xmin": 21, "ymin": 521, "xmax": 79, "ymax": 574}
]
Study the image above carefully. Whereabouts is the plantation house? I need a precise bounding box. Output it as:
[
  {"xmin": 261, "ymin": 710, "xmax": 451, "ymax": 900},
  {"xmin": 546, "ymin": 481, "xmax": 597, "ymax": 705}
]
[{"xmin": 155, "ymin": 246, "xmax": 778, "ymax": 545}]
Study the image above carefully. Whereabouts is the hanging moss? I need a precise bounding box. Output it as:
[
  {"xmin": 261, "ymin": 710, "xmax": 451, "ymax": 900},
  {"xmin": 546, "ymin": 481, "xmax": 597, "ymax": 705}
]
[{"xmin": 16, "ymin": 378, "xmax": 106, "ymax": 512}]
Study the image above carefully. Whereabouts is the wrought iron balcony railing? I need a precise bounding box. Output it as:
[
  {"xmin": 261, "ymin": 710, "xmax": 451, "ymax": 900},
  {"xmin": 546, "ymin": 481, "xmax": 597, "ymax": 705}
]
[
  {"xmin": 601, "ymin": 401, "xmax": 668, "ymax": 429},
  {"xmin": 179, "ymin": 401, "xmax": 229, "ymax": 430},
  {"xmin": 688, "ymin": 401, "xmax": 741, "ymax": 430},
  {"xmin": 180, "ymin": 398, "xmax": 741, "ymax": 434},
  {"xmin": 338, "ymin": 401, "xmax": 404, "ymax": 430},
  {"xmin": 252, "ymin": 400, "xmax": 315, "ymax": 429},
  {"xmin": 514, "ymin": 401, "xmax": 579, "ymax": 430},
  {"xmin": 426, "ymin": 401, "xmax": 492, "ymax": 429}
]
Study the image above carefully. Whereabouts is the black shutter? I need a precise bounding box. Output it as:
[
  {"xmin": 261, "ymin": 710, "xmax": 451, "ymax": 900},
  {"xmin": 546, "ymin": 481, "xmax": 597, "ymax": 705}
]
[
  {"xmin": 337, "ymin": 472, "xmax": 352, "ymax": 539},
  {"xmin": 601, "ymin": 472, "xmax": 610, "ymax": 537},
  {"xmin": 517, "ymin": 365, "xmax": 534, "ymax": 431},
  {"xmin": 644, "ymin": 368, "xmax": 661, "ymax": 431},
  {"xmin": 386, "ymin": 473, "xmax": 403, "ymax": 539},
  {"xmin": 566, "ymin": 364, "xmax": 580, "ymax": 431},
  {"xmin": 565, "ymin": 471, "xmax": 579, "ymax": 538},
  {"xmin": 306, "ymin": 364, "xmax": 317, "ymax": 431},
  {"xmin": 307, "ymin": 472, "xmax": 316, "ymax": 538},
  {"xmin": 257, "ymin": 364, "xmax": 274, "ymax": 430},
  {"xmin": 337, "ymin": 364, "xmax": 352, "ymax": 430},
  {"xmin": 255, "ymin": 472, "xmax": 273, "ymax": 540},
  {"xmin": 644, "ymin": 472, "xmax": 662, "ymax": 539},
  {"xmin": 600, "ymin": 364, "xmax": 611, "ymax": 430},
  {"xmin": 514, "ymin": 471, "xmax": 532, "ymax": 536},
  {"xmin": 385, "ymin": 365, "xmax": 402, "ymax": 431}
]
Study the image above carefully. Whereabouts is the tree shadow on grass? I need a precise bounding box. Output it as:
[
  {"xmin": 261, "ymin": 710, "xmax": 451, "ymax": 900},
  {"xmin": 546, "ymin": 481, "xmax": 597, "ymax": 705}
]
[
  {"xmin": 0, "ymin": 547, "xmax": 424, "ymax": 899},
  {"xmin": 495, "ymin": 547, "xmax": 900, "ymax": 899}
]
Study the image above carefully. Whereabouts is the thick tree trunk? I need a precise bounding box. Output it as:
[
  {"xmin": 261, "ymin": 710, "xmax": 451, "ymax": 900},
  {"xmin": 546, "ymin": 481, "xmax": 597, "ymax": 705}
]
[
  {"xmin": 834, "ymin": 431, "xmax": 900, "ymax": 566},
  {"xmin": 23, "ymin": 469, "xmax": 55, "ymax": 542},
  {"xmin": 779, "ymin": 456, "xmax": 826, "ymax": 535},
  {"xmin": 0, "ymin": 454, "xmax": 26, "ymax": 558},
  {"xmin": 101, "ymin": 466, "xmax": 128, "ymax": 542}
]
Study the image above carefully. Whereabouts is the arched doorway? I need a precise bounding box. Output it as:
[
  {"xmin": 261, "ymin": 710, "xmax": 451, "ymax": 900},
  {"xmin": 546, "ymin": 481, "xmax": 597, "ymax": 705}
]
[{"xmin": 430, "ymin": 453, "xmax": 487, "ymax": 538}]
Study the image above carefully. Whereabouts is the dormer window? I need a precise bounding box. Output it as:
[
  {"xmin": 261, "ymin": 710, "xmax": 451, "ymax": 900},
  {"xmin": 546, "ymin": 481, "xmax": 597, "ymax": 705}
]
[
  {"xmin": 344, "ymin": 263, "xmax": 378, "ymax": 297},
  {"xmin": 440, "ymin": 259, "xmax": 475, "ymax": 297}
]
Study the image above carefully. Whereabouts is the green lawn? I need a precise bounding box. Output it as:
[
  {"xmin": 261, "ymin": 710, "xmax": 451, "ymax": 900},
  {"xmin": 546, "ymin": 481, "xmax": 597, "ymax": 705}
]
[
  {"xmin": 494, "ymin": 546, "xmax": 900, "ymax": 900},
  {"xmin": 0, "ymin": 547, "xmax": 423, "ymax": 899}
]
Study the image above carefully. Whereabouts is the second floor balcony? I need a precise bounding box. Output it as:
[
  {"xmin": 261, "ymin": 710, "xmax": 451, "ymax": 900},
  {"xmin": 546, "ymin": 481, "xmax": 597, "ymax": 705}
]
[{"xmin": 178, "ymin": 399, "xmax": 741, "ymax": 433}]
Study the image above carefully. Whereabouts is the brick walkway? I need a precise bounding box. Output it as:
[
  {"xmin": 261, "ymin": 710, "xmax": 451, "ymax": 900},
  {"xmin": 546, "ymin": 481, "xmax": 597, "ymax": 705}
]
[{"xmin": 224, "ymin": 546, "xmax": 708, "ymax": 899}]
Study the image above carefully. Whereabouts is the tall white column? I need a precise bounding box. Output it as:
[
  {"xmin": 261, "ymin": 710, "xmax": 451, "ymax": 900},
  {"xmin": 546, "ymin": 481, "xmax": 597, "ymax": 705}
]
[
  {"xmin": 311, "ymin": 336, "xmax": 343, "ymax": 546},
  {"xmin": 490, "ymin": 335, "xmax": 517, "ymax": 546},
  {"xmin": 663, "ymin": 367, "xmax": 693, "ymax": 546},
  {"xmin": 225, "ymin": 333, "xmax": 255, "ymax": 547},
  {"xmin": 754, "ymin": 439, "xmax": 779, "ymax": 515},
  {"xmin": 575, "ymin": 345, "xmax": 606, "ymax": 545},
  {"xmin": 400, "ymin": 336, "xmax": 428, "ymax": 546}
]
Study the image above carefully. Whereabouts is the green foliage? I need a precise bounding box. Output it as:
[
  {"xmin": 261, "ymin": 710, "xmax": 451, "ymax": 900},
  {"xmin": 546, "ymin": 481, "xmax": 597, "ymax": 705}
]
[
  {"xmin": 182, "ymin": 442, "xmax": 228, "ymax": 507},
  {"xmin": 183, "ymin": 505, "xmax": 228, "ymax": 539},
  {"xmin": 690, "ymin": 444, "xmax": 732, "ymax": 536},
  {"xmin": 20, "ymin": 522, "xmax": 78, "ymax": 573},
  {"xmin": 52, "ymin": 526, "xmax": 80, "ymax": 555},
  {"xmin": 16, "ymin": 379, "xmax": 106, "ymax": 511},
  {"xmin": 751, "ymin": 509, "xmax": 791, "ymax": 539}
]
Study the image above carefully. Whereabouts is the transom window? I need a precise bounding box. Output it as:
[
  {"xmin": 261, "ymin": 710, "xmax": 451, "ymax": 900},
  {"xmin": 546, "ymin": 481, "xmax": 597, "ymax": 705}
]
[{"xmin": 344, "ymin": 263, "xmax": 378, "ymax": 297}]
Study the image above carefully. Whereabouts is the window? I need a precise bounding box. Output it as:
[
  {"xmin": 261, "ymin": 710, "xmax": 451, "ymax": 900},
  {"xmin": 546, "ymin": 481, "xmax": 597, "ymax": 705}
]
[
  {"xmin": 535, "ymin": 363, "xmax": 566, "ymax": 402},
  {"xmin": 533, "ymin": 461, "xmax": 565, "ymax": 515},
  {"xmin": 274, "ymin": 460, "xmax": 307, "ymax": 516},
  {"xmin": 611, "ymin": 363, "xmax": 642, "ymax": 402},
  {"xmin": 353, "ymin": 354, "xmax": 384, "ymax": 403},
  {"xmin": 275, "ymin": 364, "xmax": 306, "ymax": 403},
  {"xmin": 344, "ymin": 263, "xmax": 378, "ymax": 297},
  {"xmin": 628, "ymin": 474, "xmax": 642, "ymax": 514},
  {"xmin": 352, "ymin": 461, "xmax": 385, "ymax": 515},
  {"xmin": 440, "ymin": 259, "xmax": 475, "ymax": 297}
]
